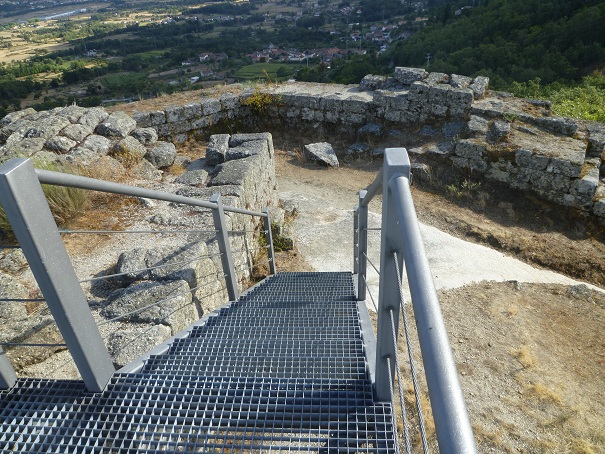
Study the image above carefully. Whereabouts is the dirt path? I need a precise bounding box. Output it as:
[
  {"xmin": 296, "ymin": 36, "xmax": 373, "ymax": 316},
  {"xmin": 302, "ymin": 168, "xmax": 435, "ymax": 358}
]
[{"xmin": 274, "ymin": 150, "xmax": 605, "ymax": 453}]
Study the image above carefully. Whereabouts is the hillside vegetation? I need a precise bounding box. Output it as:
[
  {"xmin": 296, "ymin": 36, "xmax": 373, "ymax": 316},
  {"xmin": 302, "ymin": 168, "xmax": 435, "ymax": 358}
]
[{"xmin": 387, "ymin": 0, "xmax": 605, "ymax": 87}]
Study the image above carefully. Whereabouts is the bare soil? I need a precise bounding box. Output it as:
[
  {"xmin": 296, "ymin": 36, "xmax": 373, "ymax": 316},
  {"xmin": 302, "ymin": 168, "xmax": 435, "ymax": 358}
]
[{"xmin": 273, "ymin": 149, "xmax": 605, "ymax": 453}]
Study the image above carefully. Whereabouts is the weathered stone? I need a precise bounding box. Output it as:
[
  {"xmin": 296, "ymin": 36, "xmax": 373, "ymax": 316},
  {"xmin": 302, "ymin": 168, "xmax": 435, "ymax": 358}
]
[
  {"xmin": 442, "ymin": 121, "xmax": 466, "ymax": 138},
  {"xmin": 81, "ymin": 135, "xmax": 111, "ymax": 156},
  {"xmin": 102, "ymin": 280, "xmax": 195, "ymax": 331},
  {"xmin": 450, "ymin": 74, "xmax": 473, "ymax": 89},
  {"xmin": 111, "ymin": 136, "xmax": 147, "ymax": 164},
  {"xmin": 4, "ymin": 138, "xmax": 46, "ymax": 157},
  {"xmin": 145, "ymin": 141, "xmax": 176, "ymax": 168},
  {"xmin": 78, "ymin": 107, "xmax": 109, "ymax": 129},
  {"xmin": 87, "ymin": 155, "xmax": 126, "ymax": 180},
  {"xmin": 0, "ymin": 249, "xmax": 27, "ymax": 273},
  {"xmin": 394, "ymin": 67, "xmax": 428, "ymax": 84},
  {"xmin": 304, "ymin": 142, "xmax": 339, "ymax": 167},
  {"xmin": 61, "ymin": 123, "xmax": 93, "ymax": 142},
  {"xmin": 420, "ymin": 125, "xmax": 438, "ymax": 137},
  {"xmin": 45, "ymin": 136, "xmax": 76, "ymax": 154},
  {"xmin": 95, "ymin": 111, "xmax": 137, "ymax": 138},
  {"xmin": 587, "ymin": 123, "xmax": 605, "ymax": 158},
  {"xmin": 358, "ymin": 123, "xmax": 383, "ymax": 139},
  {"xmin": 60, "ymin": 147, "xmax": 99, "ymax": 166},
  {"xmin": 175, "ymin": 169, "xmax": 209, "ymax": 186},
  {"xmin": 114, "ymin": 248, "xmax": 149, "ymax": 286},
  {"xmin": 131, "ymin": 127, "xmax": 158, "ymax": 145},
  {"xmin": 593, "ymin": 185, "xmax": 605, "ymax": 217},
  {"xmin": 426, "ymin": 72, "xmax": 449, "ymax": 84},
  {"xmin": 536, "ymin": 117, "xmax": 578, "ymax": 137},
  {"xmin": 57, "ymin": 105, "xmax": 86, "ymax": 123},
  {"xmin": 347, "ymin": 143, "xmax": 370, "ymax": 155},
  {"xmin": 130, "ymin": 159, "xmax": 162, "ymax": 181},
  {"xmin": 487, "ymin": 120, "xmax": 511, "ymax": 143},
  {"xmin": 455, "ymin": 139, "xmax": 487, "ymax": 160},
  {"xmin": 232, "ymin": 133, "xmax": 274, "ymax": 156},
  {"xmin": 227, "ymin": 140, "xmax": 268, "ymax": 161},
  {"xmin": 469, "ymin": 76, "xmax": 489, "ymax": 99},
  {"xmin": 203, "ymin": 135, "xmax": 229, "ymax": 167},
  {"xmin": 0, "ymin": 272, "xmax": 28, "ymax": 320},
  {"xmin": 0, "ymin": 108, "xmax": 36, "ymax": 126},
  {"xmin": 24, "ymin": 116, "xmax": 70, "ymax": 140},
  {"xmin": 515, "ymin": 149, "xmax": 549, "ymax": 170},
  {"xmin": 146, "ymin": 242, "xmax": 209, "ymax": 289},
  {"xmin": 211, "ymin": 155, "xmax": 259, "ymax": 186},
  {"xmin": 448, "ymin": 88, "xmax": 474, "ymax": 118},
  {"xmin": 107, "ymin": 324, "xmax": 172, "ymax": 367},
  {"xmin": 360, "ymin": 74, "xmax": 387, "ymax": 91},
  {"xmin": 466, "ymin": 115, "xmax": 489, "ymax": 135},
  {"xmin": 165, "ymin": 105, "xmax": 186, "ymax": 123},
  {"xmin": 201, "ymin": 98, "xmax": 221, "ymax": 116},
  {"xmin": 220, "ymin": 93, "xmax": 240, "ymax": 110},
  {"xmin": 183, "ymin": 102, "xmax": 202, "ymax": 120}
]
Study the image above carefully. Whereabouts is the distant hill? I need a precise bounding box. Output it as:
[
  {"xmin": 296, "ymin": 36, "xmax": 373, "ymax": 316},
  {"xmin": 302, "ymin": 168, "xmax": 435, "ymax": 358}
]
[{"xmin": 386, "ymin": 0, "xmax": 605, "ymax": 87}]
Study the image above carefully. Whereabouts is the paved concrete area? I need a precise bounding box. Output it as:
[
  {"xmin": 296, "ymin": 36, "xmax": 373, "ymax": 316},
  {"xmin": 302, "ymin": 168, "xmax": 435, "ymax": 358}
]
[{"xmin": 279, "ymin": 190, "xmax": 599, "ymax": 307}]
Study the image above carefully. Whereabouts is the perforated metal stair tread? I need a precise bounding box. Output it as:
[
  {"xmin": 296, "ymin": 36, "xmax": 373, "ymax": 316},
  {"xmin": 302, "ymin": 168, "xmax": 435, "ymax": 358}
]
[{"xmin": 0, "ymin": 272, "xmax": 396, "ymax": 453}]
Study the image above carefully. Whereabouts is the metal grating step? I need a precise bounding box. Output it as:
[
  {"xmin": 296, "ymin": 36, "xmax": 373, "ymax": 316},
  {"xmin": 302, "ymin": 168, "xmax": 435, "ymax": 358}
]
[
  {"xmin": 0, "ymin": 272, "xmax": 396, "ymax": 453},
  {"xmin": 141, "ymin": 356, "xmax": 368, "ymax": 379},
  {"xmin": 166, "ymin": 338, "xmax": 365, "ymax": 358}
]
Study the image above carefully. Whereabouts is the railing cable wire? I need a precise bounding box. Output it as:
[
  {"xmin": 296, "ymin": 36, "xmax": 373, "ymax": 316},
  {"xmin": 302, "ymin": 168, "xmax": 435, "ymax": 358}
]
[
  {"xmin": 59, "ymin": 228, "xmax": 219, "ymax": 235},
  {"xmin": 387, "ymin": 357, "xmax": 402, "ymax": 454},
  {"xmin": 390, "ymin": 308, "xmax": 412, "ymax": 454},
  {"xmin": 361, "ymin": 274, "xmax": 378, "ymax": 312},
  {"xmin": 99, "ymin": 276, "xmax": 226, "ymax": 326},
  {"xmin": 394, "ymin": 252, "xmax": 429, "ymax": 453},
  {"xmin": 78, "ymin": 252, "xmax": 223, "ymax": 284},
  {"xmin": 363, "ymin": 252, "xmax": 381, "ymax": 276}
]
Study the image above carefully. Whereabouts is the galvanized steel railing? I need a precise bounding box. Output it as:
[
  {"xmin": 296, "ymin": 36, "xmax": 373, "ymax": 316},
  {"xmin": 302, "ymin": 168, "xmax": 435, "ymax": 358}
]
[
  {"xmin": 0, "ymin": 157, "xmax": 276, "ymax": 393},
  {"xmin": 354, "ymin": 148, "xmax": 477, "ymax": 453}
]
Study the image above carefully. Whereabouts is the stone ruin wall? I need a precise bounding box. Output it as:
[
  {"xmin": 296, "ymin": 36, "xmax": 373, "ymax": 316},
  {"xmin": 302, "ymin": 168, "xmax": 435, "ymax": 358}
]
[{"xmin": 125, "ymin": 67, "xmax": 605, "ymax": 222}]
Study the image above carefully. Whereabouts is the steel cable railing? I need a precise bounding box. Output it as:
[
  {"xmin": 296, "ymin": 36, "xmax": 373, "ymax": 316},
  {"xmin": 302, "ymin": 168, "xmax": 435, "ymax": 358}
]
[
  {"xmin": 389, "ymin": 308, "xmax": 413, "ymax": 454},
  {"xmin": 394, "ymin": 251, "xmax": 429, "ymax": 453},
  {"xmin": 0, "ymin": 157, "xmax": 277, "ymax": 392},
  {"xmin": 353, "ymin": 148, "xmax": 476, "ymax": 453}
]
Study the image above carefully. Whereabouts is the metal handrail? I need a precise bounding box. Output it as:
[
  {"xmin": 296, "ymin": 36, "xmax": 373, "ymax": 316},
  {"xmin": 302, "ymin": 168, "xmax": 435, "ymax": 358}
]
[
  {"xmin": 354, "ymin": 148, "xmax": 476, "ymax": 453},
  {"xmin": 35, "ymin": 168, "xmax": 266, "ymax": 218},
  {"xmin": 0, "ymin": 157, "xmax": 277, "ymax": 392}
]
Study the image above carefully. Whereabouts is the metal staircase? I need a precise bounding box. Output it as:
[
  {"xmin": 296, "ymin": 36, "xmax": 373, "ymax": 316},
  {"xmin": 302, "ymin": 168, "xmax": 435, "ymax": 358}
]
[{"xmin": 0, "ymin": 272, "xmax": 396, "ymax": 453}]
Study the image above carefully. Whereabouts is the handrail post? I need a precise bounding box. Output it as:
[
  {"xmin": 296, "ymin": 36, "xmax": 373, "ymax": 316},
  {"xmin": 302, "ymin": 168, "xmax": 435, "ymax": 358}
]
[
  {"xmin": 374, "ymin": 150, "xmax": 409, "ymax": 402},
  {"xmin": 353, "ymin": 206, "xmax": 359, "ymax": 275},
  {"xmin": 357, "ymin": 190, "xmax": 369, "ymax": 302},
  {"xmin": 0, "ymin": 347, "xmax": 17, "ymax": 390},
  {"xmin": 211, "ymin": 193, "xmax": 239, "ymax": 301},
  {"xmin": 262, "ymin": 208, "xmax": 276, "ymax": 275},
  {"xmin": 0, "ymin": 158, "xmax": 114, "ymax": 392}
]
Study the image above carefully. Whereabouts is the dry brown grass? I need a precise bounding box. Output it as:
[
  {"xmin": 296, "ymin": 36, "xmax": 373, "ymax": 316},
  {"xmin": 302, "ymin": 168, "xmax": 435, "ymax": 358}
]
[{"xmin": 512, "ymin": 344, "xmax": 537, "ymax": 369}]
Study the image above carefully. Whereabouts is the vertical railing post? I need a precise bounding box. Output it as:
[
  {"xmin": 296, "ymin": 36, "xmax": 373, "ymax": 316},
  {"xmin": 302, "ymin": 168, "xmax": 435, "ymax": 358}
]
[
  {"xmin": 0, "ymin": 347, "xmax": 17, "ymax": 390},
  {"xmin": 262, "ymin": 209, "xmax": 276, "ymax": 275},
  {"xmin": 0, "ymin": 158, "xmax": 114, "ymax": 392},
  {"xmin": 374, "ymin": 150, "xmax": 409, "ymax": 402},
  {"xmin": 353, "ymin": 206, "xmax": 359, "ymax": 276},
  {"xmin": 211, "ymin": 193, "xmax": 239, "ymax": 301},
  {"xmin": 357, "ymin": 190, "xmax": 369, "ymax": 302}
]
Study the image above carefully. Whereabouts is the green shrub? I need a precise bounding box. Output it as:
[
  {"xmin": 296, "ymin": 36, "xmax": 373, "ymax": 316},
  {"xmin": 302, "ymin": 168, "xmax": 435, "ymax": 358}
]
[{"xmin": 508, "ymin": 73, "xmax": 605, "ymax": 122}]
